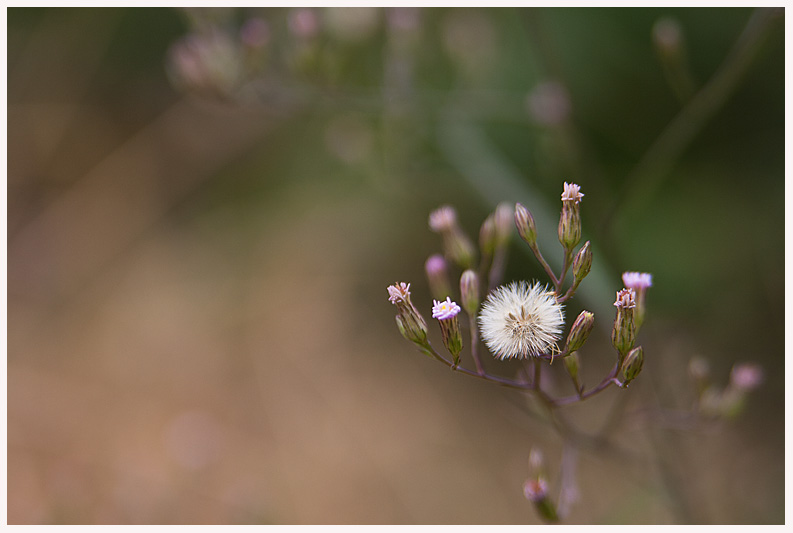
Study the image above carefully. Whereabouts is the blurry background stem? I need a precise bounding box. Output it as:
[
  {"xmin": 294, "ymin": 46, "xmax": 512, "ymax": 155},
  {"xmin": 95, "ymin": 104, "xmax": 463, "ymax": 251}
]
[{"xmin": 604, "ymin": 7, "xmax": 781, "ymax": 236}]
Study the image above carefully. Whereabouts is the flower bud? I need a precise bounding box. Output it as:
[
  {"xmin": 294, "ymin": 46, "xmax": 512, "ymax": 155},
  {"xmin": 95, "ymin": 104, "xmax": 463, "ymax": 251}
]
[
  {"xmin": 388, "ymin": 283, "xmax": 428, "ymax": 345},
  {"xmin": 565, "ymin": 310, "xmax": 595, "ymax": 353},
  {"xmin": 572, "ymin": 241, "xmax": 592, "ymax": 282},
  {"xmin": 459, "ymin": 270, "xmax": 480, "ymax": 315},
  {"xmin": 515, "ymin": 202, "xmax": 537, "ymax": 247},
  {"xmin": 611, "ymin": 288, "xmax": 636, "ymax": 357},
  {"xmin": 620, "ymin": 346, "xmax": 644, "ymax": 385},
  {"xmin": 425, "ymin": 254, "xmax": 451, "ymax": 300},
  {"xmin": 523, "ymin": 477, "xmax": 558, "ymax": 523},
  {"xmin": 558, "ymin": 182, "xmax": 583, "ymax": 250},
  {"xmin": 432, "ymin": 297, "xmax": 463, "ymax": 364},
  {"xmin": 564, "ymin": 350, "xmax": 582, "ymax": 393},
  {"xmin": 479, "ymin": 213, "xmax": 497, "ymax": 257}
]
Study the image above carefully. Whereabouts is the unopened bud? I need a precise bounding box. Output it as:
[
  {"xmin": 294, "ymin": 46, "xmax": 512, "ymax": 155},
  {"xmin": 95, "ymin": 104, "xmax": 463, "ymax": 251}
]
[
  {"xmin": 459, "ymin": 270, "xmax": 480, "ymax": 315},
  {"xmin": 432, "ymin": 297, "xmax": 463, "ymax": 364},
  {"xmin": 621, "ymin": 346, "xmax": 644, "ymax": 385},
  {"xmin": 572, "ymin": 241, "xmax": 592, "ymax": 282},
  {"xmin": 493, "ymin": 202, "xmax": 513, "ymax": 247},
  {"xmin": 388, "ymin": 282, "xmax": 428, "ymax": 344},
  {"xmin": 515, "ymin": 202, "xmax": 537, "ymax": 247},
  {"xmin": 565, "ymin": 310, "xmax": 595, "ymax": 352},
  {"xmin": 479, "ymin": 213, "xmax": 497, "ymax": 257},
  {"xmin": 611, "ymin": 288, "xmax": 636, "ymax": 357},
  {"xmin": 425, "ymin": 254, "xmax": 451, "ymax": 300},
  {"xmin": 564, "ymin": 350, "xmax": 582, "ymax": 392},
  {"xmin": 523, "ymin": 477, "xmax": 558, "ymax": 523},
  {"xmin": 729, "ymin": 362, "xmax": 764, "ymax": 393},
  {"xmin": 558, "ymin": 183, "xmax": 583, "ymax": 250}
]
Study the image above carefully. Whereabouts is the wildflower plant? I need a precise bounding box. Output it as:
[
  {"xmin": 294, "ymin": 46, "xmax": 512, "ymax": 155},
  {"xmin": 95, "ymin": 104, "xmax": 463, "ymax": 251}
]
[{"xmin": 386, "ymin": 182, "xmax": 763, "ymax": 522}]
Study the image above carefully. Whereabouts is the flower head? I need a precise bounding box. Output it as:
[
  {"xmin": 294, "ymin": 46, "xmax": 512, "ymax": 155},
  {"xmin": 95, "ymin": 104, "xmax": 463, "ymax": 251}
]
[
  {"xmin": 387, "ymin": 282, "xmax": 411, "ymax": 304},
  {"xmin": 622, "ymin": 272, "xmax": 653, "ymax": 291},
  {"xmin": 613, "ymin": 288, "xmax": 636, "ymax": 308},
  {"xmin": 432, "ymin": 297, "xmax": 461, "ymax": 320},
  {"xmin": 478, "ymin": 281, "xmax": 565, "ymax": 360},
  {"xmin": 561, "ymin": 182, "xmax": 584, "ymax": 204},
  {"xmin": 428, "ymin": 205, "xmax": 457, "ymax": 232},
  {"xmin": 730, "ymin": 363, "xmax": 764, "ymax": 392}
]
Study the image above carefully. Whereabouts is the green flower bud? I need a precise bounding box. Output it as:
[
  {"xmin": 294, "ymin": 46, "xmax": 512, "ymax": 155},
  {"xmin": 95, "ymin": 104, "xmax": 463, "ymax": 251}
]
[
  {"xmin": 565, "ymin": 310, "xmax": 595, "ymax": 352},
  {"xmin": 564, "ymin": 350, "xmax": 582, "ymax": 393},
  {"xmin": 621, "ymin": 346, "xmax": 644, "ymax": 385},
  {"xmin": 558, "ymin": 183, "xmax": 583, "ymax": 251},
  {"xmin": 515, "ymin": 202, "xmax": 537, "ymax": 247},
  {"xmin": 572, "ymin": 241, "xmax": 592, "ymax": 282}
]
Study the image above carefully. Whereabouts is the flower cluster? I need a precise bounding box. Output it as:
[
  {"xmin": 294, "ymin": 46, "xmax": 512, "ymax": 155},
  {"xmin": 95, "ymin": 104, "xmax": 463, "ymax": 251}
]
[{"xmin": 385, "ymin": 181, "xmax": 763, "ymax": 523}]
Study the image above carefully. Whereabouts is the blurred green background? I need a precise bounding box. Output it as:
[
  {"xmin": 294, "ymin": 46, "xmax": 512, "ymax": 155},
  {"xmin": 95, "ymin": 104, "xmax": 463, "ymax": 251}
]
[{"xmin": 7, "ymin": 7, "xmax": 784, "ymax": 524}]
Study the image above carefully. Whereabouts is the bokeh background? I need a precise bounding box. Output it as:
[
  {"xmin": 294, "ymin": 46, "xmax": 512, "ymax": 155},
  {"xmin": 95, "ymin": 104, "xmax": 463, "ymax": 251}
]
[{"xmin": 7, "ymin": 7, "xmax": 784, "ymax": 524}]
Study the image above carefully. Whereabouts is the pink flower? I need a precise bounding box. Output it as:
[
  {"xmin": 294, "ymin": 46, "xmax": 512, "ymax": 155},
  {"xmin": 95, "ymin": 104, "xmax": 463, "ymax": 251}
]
[
  {"xmin": 613, "ymin": 288, "xmax": 636, "ymax": 309},
  {"xmin": 432, "ymin": 297, "xmax": 461, "ymax": 320},
  {"xmin": 387, "ymin": 282, "xmax": 411, "ymax": 304}
]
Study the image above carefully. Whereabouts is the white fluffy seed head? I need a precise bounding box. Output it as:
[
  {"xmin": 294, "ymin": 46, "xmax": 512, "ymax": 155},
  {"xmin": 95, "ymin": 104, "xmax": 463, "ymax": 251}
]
[{"xmin": 478, "ymin": 281, "xmax": 565, "ymax": 360}]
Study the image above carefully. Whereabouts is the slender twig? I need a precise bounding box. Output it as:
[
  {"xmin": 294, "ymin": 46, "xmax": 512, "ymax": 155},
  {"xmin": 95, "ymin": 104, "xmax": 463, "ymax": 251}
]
[
  {"xmin": 529, "ymin": 244, "xmax": 560, "ymax": 288},
  {"xmin": 553, "ymin": 363, "xmax": 621, "ymax": 407}
]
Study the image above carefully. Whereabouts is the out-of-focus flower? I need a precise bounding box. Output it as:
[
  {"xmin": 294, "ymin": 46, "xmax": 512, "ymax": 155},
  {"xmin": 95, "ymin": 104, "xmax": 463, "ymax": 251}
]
[
  {"xmin": 478, "ymin": 281, "xmax": 564, "ymax": 360},
  {"xmin": 425, "ymin": 254, "xmax": 451, "ymax": 300},
  {"xmin": 730, "ymin": 362, "xmax": 764, "ymax": 392},
  {"xmin": 526, "ymin": 80, "xmax": 572, "ymax": 126},
  {"xmin": 622, "ymin": 272, "xmax": 652, "ymax": 327},
  {"xmin": 622, "ymin": 272, "xmax": 653, "ymax": 291},
  {"xmin": 429, "ymin": 205, "xmax": 476, "ymax": 269}
]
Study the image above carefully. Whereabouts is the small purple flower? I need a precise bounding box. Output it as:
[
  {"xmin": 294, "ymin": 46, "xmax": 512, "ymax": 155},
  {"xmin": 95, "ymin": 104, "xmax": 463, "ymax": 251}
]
[
  {"xmin": 387, "ymin": 282, "xmax": 411, "ymax": 304},
  {"xmin": 432, "ymin": 297, "xmax": 461, "ymax": 320},
  {"xmin": 613, "ymin": 288, "xmax": 636, "ymax": 309},
  {"xmin": 622, "ymin": 272, "xmax": 653, "ymax": 291}
]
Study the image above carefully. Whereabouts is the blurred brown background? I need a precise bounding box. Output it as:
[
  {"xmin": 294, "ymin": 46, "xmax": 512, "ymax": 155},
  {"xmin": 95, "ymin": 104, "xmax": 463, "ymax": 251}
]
[{"xmin": 7, "ymin": 7, "xmax": 784, "ymax": 524}]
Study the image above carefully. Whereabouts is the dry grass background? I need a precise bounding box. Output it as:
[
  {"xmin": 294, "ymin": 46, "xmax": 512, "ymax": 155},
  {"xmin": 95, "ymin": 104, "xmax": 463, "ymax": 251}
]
[{"xmin": 7, "ymin": 7, "xmax": 784, "ymax": 524}]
